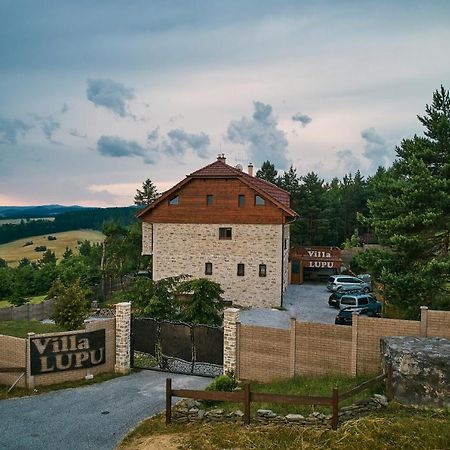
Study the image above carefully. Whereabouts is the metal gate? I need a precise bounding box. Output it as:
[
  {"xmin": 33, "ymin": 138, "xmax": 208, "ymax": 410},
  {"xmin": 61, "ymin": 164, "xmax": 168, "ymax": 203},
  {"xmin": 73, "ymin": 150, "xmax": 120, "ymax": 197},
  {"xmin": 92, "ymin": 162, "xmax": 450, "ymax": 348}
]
[{"xmin": 131, "ymin": 317, "xmax": 223, "ymax": 377}]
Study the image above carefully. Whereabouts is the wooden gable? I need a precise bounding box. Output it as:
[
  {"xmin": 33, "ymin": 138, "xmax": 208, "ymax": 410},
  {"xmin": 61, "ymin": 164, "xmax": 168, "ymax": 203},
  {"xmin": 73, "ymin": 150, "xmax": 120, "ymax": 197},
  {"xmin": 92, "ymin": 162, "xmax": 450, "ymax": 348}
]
[{"xmin": 139, "ymin": 177, "xmax": 289, "ymax": 224}]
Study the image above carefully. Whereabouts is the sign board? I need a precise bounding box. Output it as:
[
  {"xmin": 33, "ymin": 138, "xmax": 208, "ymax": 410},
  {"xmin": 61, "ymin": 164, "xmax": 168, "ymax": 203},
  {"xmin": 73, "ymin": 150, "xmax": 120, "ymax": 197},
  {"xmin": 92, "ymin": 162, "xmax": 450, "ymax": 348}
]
[{"xmin": 30, "ymin": 329, "xmax": 106, "ymax": 376}]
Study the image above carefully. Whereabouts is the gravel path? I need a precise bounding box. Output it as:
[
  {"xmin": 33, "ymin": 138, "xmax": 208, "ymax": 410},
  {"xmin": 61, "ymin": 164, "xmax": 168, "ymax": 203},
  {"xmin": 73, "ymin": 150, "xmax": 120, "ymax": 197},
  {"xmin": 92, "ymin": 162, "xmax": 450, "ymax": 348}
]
[{"xmin": 0, "ymin": 370, "xmax": 210, "ymax": 450}]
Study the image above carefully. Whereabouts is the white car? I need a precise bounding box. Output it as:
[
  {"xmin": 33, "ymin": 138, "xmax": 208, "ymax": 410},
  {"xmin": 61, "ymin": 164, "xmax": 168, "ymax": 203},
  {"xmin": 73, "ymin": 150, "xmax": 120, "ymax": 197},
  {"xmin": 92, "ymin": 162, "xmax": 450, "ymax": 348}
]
[{"xmin": 327, "ymin": 275, "xmax": 371, "ymax": 293}]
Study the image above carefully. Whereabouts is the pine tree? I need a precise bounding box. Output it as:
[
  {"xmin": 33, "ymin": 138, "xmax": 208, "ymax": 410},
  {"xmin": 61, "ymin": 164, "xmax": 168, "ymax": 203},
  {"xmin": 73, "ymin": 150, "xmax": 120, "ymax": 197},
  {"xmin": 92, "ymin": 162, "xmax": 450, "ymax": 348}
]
[
  {"xmin": 358, "ymin": 86, "xmax": 450, "ymax": 316},
  {"xmin": 256, "ymin": 161, "xmax": 279, "ymax": 185},
  {"xmin": 134, "ymin": 179, "xmax": 159, "ymax": 206}
]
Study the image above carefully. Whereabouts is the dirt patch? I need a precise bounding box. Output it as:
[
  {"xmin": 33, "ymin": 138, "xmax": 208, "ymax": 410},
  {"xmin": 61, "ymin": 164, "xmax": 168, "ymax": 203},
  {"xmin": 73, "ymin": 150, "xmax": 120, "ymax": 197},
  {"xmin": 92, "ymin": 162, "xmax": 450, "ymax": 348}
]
[{"xmin": 120, "ymin": 433, "xmax": 182, "ymax": 450}]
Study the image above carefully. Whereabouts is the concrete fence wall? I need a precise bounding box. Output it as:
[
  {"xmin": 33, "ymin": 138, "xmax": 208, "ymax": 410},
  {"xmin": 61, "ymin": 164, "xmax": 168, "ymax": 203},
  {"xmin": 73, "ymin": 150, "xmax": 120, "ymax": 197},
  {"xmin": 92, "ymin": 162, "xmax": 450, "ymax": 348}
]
[
  {"xmin": 0, "ymin": 335, "xmax": 27, "ymax": 388},
  {"xmin": 0, "ymin": 298, "xmax": 55, "ymax": 321},
  {"xmin": 224, "ymin": 307, "xmax": 450, "ymax": 382}
]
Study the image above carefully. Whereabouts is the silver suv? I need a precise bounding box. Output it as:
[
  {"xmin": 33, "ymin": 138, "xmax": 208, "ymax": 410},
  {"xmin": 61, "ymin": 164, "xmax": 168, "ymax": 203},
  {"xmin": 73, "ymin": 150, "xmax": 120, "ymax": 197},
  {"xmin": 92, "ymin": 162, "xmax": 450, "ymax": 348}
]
[{"xmin": 327, "ymin": 275, "xmax": 371, "ymax": 293}]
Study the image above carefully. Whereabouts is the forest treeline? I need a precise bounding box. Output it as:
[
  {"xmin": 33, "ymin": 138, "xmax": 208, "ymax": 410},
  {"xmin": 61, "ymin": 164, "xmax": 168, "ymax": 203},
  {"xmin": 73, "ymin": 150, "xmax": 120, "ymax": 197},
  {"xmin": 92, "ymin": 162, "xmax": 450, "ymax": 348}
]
[
  {"xmin": 0, "ymin": 207, "xmax": 138, "ymax": 244},
  {"xmin": 255, "ymin": 162, "xmax": 376, "ymax": 248}
]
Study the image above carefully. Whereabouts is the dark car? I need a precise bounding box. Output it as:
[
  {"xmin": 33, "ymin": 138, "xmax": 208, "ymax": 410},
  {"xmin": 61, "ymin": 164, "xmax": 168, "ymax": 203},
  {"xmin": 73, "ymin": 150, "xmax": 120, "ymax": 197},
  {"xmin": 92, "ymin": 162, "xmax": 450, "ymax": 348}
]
[
  {"xmin": 338, "ymin": 293, "xmax": 382, "ymax": 314},
  {"xmin": 335, "ymin": 306, "xmax": 381, "ymax": 326},
  {"xmin": 328, "ymin": 289, "xmax": 374, "ymax": 308}
]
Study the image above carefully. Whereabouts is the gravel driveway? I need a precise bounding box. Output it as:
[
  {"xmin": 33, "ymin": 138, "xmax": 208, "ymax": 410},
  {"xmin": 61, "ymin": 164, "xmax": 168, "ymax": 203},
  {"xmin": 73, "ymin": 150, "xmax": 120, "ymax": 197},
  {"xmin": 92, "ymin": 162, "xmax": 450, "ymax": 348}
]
[
  {"xmin": 240, "ymin": 282, "xmax": 338, "ymax": 329},
  {"xmin": 0, "ymin": 370, "xmax": 210, "ymax": 450}
]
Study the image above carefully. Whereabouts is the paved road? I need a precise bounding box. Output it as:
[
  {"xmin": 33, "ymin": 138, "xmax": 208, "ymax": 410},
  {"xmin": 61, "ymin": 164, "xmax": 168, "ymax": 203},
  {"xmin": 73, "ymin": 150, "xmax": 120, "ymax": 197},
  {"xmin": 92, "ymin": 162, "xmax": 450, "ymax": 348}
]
[
  {"xmin": 240, "ymin": 282, "xmax": 338, "ymax": 329},
  {"xmin": 0, "ymin": 371, "xmax": 210, "ymax": 450}
]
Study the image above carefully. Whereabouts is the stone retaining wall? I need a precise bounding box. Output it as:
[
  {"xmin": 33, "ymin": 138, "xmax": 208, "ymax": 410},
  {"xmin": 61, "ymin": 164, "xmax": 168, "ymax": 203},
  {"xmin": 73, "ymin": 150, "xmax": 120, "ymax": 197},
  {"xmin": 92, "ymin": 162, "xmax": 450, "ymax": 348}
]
[{"xmin": 171, "ymin": 395, "xmax": 388, "ymax": 427}]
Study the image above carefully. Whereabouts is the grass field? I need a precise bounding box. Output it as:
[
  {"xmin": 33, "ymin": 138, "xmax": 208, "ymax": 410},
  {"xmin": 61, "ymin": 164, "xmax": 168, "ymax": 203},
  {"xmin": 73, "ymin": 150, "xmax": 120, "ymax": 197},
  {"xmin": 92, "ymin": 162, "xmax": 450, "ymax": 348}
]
[
  {"xmin": 0, "ymin": 320, "xmax": 64, "ymax": 338},
  {"xmin": 118, "ymin": 405, "xmax": 450, "ymax": 450},
  {"xmin": 0, "ymin": 294, "xmax": 47, "ymax": 309},
  {"xmin": 0, "ymin": 229, "xmax": 104, "ymax": 266},
  {"xmin": 118, "ymin": 375, "xmax": 450, "ymax": 450}
]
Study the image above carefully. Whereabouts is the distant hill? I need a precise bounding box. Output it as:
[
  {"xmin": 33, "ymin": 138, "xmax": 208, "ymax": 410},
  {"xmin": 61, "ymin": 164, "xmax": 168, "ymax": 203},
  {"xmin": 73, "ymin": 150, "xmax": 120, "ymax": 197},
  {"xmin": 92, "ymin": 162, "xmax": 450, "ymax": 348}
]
[
  {"xmin": 0, "ymin": 204, "xmax": 87, "ymax": 219},
  {"xmin": 0, "ymin": 206, "xmax": 140, "ymax": 244}
]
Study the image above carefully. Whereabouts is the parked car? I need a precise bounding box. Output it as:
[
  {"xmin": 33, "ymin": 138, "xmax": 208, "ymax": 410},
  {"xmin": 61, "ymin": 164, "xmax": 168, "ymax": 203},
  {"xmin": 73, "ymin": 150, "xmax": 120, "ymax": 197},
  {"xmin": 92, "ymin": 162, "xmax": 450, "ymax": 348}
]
[
  {"xmin": 338, "ymin": 293, "xmax": 382, "ymax": 314},
  {"xmin": 328, "ymin": 289, "xmax": 377, "ymax": 308},
  {"xmin": 326, "ymin": 275, "xmax": 371, "ymax": 293},
  {"xmin": 335, "ymin": 306, "xmax": 381, "ymax": 326}
]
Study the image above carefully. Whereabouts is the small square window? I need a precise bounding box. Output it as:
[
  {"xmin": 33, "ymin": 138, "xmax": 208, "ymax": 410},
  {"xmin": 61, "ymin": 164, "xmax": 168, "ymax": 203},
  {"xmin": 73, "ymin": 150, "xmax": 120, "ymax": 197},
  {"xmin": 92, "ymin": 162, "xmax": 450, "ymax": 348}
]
[
  {"xmin": 255, "ymin": 195, "xmax": 265, "ymax": 206},
  {"xmin": 238, "ymin": 194, "xmax": 245, "ymax": 207},
  {"xmin": 219, "ymin": 227, "xmax": 232, "ymax": 240},
  {"xmin": 259, "ymin": 264, "xmax": 267, "ymax": 277},
  {"xmin": 205, "ymin": 262, "xmax": 212, "ymax": 275},
  {"xmin": 206, "ymin": 194, "xmax": 213, "ymax": 206},
  {"xmin": 169, "ymin": 195, "xmax": 179, "ymax": 205},
  {"xmin": 237, "ymin": 263, "xmax": 245, "ymax": 276}
]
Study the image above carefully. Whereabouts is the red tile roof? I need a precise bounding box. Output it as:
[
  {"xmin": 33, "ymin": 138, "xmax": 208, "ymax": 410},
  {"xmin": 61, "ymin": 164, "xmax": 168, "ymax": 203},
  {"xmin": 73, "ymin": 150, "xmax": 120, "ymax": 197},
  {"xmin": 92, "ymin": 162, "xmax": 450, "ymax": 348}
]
[{"xmin": 189, "ymin": 160, "xmax": 295, "ymax": 215}]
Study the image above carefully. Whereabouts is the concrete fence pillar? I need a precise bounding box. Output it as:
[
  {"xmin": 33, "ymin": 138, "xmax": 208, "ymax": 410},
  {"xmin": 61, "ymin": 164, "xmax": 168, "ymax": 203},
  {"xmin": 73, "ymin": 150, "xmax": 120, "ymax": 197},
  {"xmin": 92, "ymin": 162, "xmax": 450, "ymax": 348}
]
[
  {"xmin": 420, "ymin": 306, "xmax": 429, "ymax": 337},
  {"xmin": 289, "ymin": 318, "xmax": 297, "ymax": 377},
  {"xmin": 223, "ymin": 308, "xmax": 240, "ymax": 375},
  {"xmin": 26, "ymin": 332, "xmax": 35, "ymax": 389},
  {"xmin": 350, "ymin": 312, "xmax": 359, "ymax": 377},
  {"xmin": 115, "ymin": 302, "xmax": 131, "ymax": 374}
]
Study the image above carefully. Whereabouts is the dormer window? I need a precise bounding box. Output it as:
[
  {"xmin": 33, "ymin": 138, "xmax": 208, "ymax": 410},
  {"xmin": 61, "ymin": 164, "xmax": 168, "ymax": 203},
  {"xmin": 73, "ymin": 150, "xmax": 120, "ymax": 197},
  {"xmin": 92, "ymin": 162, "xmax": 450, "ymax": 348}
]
[
  {"xmin": 255, "ymin": 195, "xmax": 265, "ymax": 206},
  {"xmin": 169, "ymin": 195, "xmax": 179, "ymax": 205}
]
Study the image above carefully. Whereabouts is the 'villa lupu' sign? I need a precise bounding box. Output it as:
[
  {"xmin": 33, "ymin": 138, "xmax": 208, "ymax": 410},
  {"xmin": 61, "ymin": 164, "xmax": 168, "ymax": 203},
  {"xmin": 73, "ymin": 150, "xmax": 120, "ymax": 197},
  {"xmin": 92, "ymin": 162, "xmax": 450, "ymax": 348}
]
[{"xmin": 30, "ymin": 329, "xmax": 105, "ymax": 375}]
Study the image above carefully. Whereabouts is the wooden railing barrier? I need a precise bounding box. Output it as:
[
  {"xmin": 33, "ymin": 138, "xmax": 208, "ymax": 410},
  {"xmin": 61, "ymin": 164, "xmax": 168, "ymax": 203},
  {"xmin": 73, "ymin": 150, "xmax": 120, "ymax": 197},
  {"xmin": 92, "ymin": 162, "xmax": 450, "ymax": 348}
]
[{"xmin": 165, "ymin": 365, "xmax": 393, "ymax": 430}]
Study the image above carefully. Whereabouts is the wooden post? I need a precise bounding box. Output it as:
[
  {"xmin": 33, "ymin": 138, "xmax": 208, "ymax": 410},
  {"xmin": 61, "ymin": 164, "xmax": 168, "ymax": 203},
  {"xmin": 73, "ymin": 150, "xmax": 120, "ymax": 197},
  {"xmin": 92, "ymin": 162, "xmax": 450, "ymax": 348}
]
[
  {"xmin": 243, "ymin": 382, "xmax": 251, "ymax": 425},
  {"xmin": 331, "ymin": 387, "xmax": 339, "ymax": 430},
  {"xmin": 386, "ymin": 365, "xmax": 394, "ymax": 402},
  {"xmin": 166, "ymin": 378, "xmax": 172, "ymax": 424}
]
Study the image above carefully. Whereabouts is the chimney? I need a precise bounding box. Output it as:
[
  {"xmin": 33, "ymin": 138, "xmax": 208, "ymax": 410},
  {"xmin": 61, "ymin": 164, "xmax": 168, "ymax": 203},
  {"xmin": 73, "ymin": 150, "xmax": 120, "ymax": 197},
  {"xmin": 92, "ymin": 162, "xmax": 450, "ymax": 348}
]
[
  {"xmin": 247, "ymin": 162, "xmax": 253, "ymax": 177},
  {"xmin": 217, "ymin": 153, "xmax": 226, "ymax": 164}
]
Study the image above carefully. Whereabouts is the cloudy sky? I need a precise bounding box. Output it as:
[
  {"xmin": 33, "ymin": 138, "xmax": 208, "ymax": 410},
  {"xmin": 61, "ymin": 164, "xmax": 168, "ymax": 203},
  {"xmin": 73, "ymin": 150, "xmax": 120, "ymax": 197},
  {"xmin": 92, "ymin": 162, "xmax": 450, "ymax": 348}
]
[{"xmin": 1, "ymin": 0, "xmax": 449, "ymax": 206}]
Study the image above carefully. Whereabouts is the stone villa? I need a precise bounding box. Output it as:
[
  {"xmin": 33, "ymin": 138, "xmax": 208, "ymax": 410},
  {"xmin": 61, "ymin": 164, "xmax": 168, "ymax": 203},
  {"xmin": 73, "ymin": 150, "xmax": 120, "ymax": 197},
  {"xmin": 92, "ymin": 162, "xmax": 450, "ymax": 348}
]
[{"xmin": 137, "ymin": 155, "xmax": 298, "ymax": 308}]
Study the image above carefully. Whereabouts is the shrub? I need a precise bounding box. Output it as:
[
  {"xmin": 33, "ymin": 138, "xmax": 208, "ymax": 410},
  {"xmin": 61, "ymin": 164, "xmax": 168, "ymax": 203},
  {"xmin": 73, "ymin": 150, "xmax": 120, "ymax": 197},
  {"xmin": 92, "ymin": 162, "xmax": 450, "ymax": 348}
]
[
  {"xmin": 23, "ymin": 241, "xmax": 33, "ymax": 247},
  {"xmin": 177, "ymin": 278, "xmax": 224, "ymax": 326},
  {"xmin": 51, "ymin": 279, "xmax": 90, "ymax": 330},
  {"xmin": 206, "ymin": 371, "xmax": 237, "ymax": 392},
  {"xmin": 34, "ymin": 245, "xmax": 47, "ymax": 252},
  {"xmin": 47, "ymin": 235, "xmax": 57, "ymax": 241}
]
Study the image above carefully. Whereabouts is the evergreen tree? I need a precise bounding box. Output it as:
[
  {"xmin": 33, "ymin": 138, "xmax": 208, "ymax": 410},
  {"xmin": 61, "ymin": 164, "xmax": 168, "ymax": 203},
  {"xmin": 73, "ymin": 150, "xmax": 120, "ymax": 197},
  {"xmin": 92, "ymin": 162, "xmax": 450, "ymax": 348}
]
[
  {"xmin": 39, "ymin": 249, "xmax": 57, "ymax": 265},
  {"xmin": 357, "ymin": 86, "xmax": 450, "ymax": 316},
  {"xmin": 256, "ymin": 161, "xmax": 279, "ymax": 185},
  {"xmin": 297, "ymin": 172, "xmax": 331, "ymax": 245},
  {"xmin": 52, "ymin": 279, "xmax": 90, "ymax": 330},
  {"xmin": 134, "ymin": 179, "xmax": 159, "ymax": 206},
  {"xmin": 178, "ymin": 278, "xmax": 224, "ymax": 326}
]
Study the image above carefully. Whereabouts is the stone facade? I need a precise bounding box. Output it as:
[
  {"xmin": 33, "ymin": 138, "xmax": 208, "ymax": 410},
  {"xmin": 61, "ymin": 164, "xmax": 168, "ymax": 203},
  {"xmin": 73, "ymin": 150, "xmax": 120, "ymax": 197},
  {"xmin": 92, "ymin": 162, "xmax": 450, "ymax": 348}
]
[
  {"xmin": 283, "ymin": 224, "xmax": 290, "ymax": 292},
  {"xmin": 223, "ymin": 308, "xmax": 240, "ymax": 375},
  {"xmin": 142, "ymin": 222, "xmax": 153, "ymax": 255},
  {"xmin": 115, "ymin": 302, "xmax": 131, "ymax": 374},
  {"xmin": 151, "ymin": 223, "xmax": 287, "ymax": 308}
]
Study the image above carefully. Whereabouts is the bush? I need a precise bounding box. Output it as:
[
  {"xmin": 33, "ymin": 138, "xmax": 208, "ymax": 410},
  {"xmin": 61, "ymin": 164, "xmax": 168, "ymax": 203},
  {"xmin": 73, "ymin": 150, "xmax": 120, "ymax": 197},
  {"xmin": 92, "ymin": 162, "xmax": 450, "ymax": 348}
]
[
  {"xmin": 47, "ymin": 235, "xmax": 57, "ymax": 241},
  {"xmin": 9, "ymin": 292, "xmax": 28, "ymax": 307},
  {"xmin": 206, "ymin": 371, "xmax": 237, "ymax": 392},
  {"xmin": 51, "ymin": 279, "xmax": 90, "ymax": 330},
  {"xmin": 34, "ymin": 245, "xmax": 47, "ymax": 252},
  {"xmin": 23, "ymin": 241, "xmax": 33, "ymax": 247}
]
